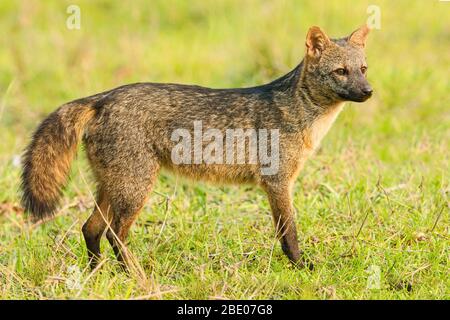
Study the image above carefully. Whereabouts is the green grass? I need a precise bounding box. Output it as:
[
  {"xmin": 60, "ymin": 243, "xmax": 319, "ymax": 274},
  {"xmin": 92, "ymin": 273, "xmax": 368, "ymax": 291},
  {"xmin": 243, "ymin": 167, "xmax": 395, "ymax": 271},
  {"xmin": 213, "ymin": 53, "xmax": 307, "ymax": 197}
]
[{"xmin": 0, "ymin": 0, "xmax": 449, "ymax": 299}]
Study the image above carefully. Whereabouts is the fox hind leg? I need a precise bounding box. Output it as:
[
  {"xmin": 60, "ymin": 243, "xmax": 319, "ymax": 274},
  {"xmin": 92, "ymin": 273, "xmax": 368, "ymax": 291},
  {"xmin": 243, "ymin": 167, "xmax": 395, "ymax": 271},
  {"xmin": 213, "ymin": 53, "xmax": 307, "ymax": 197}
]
[
  {"xmin": 82, "ymin": 187, "xmax": 112, "ymax": 269},
  {"xmin": 104, "ymin": 161, "xmax": 160, "ymax": 270}
]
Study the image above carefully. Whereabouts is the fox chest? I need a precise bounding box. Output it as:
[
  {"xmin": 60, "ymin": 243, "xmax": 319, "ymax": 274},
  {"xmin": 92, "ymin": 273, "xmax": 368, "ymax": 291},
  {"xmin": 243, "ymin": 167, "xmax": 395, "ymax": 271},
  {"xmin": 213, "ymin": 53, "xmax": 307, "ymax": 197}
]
[{"xmin": 301, "ymin": 103, "xmax": 345, "ymax": 157}]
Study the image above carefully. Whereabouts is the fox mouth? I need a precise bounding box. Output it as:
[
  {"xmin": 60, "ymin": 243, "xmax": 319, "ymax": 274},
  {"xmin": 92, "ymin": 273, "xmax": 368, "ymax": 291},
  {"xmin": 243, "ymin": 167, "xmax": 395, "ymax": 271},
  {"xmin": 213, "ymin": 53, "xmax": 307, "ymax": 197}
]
[
  {"xmin": 338, "ymin": 91, "xmax": 372, "ymax": 103},
  {"xmin": 352, "ymin": 93, "xmax": 372, "ymax": 102}
]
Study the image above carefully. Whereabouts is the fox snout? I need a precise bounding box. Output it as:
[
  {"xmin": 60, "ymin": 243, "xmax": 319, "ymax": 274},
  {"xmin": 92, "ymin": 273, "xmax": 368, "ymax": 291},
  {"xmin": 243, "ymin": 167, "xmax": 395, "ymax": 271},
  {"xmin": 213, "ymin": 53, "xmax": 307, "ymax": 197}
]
[
  {"xmin": 354, "ymin": 83, "xmax": 373, "ymax": 102},
  {"xmin": 344, "ymin": 76, "xmax": 373, "ymax": 102},
  {"xmin": 338, "ymin": 83, "xmax": 373, "ymax": 102},
  {"xmin": 361, "ymin": 85, "xmax": 373, "ymax": 97}
]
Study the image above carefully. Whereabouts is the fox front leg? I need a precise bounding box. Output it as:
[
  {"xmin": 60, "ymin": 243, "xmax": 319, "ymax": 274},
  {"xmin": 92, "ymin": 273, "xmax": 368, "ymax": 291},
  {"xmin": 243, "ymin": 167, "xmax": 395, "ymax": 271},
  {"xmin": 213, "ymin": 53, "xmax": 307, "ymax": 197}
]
[{"xmin": 264, "ymin": 183, "xmax": 313, "ymax": 270}]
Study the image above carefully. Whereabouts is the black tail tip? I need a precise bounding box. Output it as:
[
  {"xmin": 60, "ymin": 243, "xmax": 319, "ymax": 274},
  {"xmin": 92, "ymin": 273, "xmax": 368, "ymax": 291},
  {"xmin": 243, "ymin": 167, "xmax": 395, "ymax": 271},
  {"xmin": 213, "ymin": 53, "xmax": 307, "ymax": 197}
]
[{"xmin": 21, "ymin": 193, "xmax": 58, "ymax": 222}]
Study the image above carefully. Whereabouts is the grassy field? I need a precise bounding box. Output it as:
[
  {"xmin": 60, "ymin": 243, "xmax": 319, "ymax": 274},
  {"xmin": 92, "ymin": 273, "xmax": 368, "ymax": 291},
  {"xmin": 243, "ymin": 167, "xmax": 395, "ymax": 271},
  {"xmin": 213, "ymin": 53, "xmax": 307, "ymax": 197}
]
[{"xmin": 0, "ymin": 0, "xmax": 448, "ymax": 299}]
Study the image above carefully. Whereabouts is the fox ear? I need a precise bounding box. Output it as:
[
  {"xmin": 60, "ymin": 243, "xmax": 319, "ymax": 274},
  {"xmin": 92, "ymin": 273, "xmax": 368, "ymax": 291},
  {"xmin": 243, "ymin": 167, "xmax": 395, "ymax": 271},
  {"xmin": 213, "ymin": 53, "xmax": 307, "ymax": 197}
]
[
  {"xmin": 305, "ymin": 26, "xmax": 331, "ymax": 59},
  {"xmin": 348, "ymin": 25, "xmax": 371, "ymax": 48}
]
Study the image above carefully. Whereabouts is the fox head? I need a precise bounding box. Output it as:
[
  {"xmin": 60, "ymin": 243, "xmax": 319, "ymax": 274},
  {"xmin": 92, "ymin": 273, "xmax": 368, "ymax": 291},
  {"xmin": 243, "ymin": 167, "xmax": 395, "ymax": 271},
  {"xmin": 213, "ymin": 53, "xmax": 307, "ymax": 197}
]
[{"xmin": 303, "ymin": 25, "xmax": 372, "ymax": 103}]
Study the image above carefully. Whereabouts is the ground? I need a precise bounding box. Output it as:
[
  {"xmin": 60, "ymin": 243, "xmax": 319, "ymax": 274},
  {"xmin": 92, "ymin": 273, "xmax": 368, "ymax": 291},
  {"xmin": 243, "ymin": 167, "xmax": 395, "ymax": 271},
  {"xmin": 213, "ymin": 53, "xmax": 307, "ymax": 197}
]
[{"xmin": 0, "ymin": 0, "xmax": 448, "ymax": 299}]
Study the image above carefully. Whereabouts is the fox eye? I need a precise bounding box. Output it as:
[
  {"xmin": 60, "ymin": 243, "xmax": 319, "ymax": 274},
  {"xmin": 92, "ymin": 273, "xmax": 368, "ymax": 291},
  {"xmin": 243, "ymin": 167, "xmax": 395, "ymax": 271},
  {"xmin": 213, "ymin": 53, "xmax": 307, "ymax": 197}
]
[
  {"xmin": 334, "ymin": 68, "xmax": 348, "ymax": 76},
  {"xmin": 361, "ymin": 66, "xmax": 368, "ymax": 74}
]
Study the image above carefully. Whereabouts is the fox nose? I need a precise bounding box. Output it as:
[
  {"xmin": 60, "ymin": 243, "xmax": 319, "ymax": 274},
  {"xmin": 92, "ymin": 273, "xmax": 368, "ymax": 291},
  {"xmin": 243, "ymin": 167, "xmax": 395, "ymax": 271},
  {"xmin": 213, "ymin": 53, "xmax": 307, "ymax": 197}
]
[{"xmin": 362, "ymin": 86, "xmax": 373, "ymax": 96}]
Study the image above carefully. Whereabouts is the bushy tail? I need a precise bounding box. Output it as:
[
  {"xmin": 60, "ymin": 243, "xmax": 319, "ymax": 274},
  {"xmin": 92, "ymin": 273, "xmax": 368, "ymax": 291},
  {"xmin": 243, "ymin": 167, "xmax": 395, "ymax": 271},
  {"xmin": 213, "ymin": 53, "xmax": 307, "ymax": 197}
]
[{"xmin": 21, "ymin": 97, "xmax": 98, "ymax": 221}]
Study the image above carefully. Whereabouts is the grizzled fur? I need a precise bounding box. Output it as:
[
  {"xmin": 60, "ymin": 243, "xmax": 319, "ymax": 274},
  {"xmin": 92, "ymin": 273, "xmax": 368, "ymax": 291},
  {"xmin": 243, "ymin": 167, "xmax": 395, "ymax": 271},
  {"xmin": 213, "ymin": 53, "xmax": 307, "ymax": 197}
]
[{"xmin": 21, "ymin": 25, "xmax": 372, "ymax": 269}]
